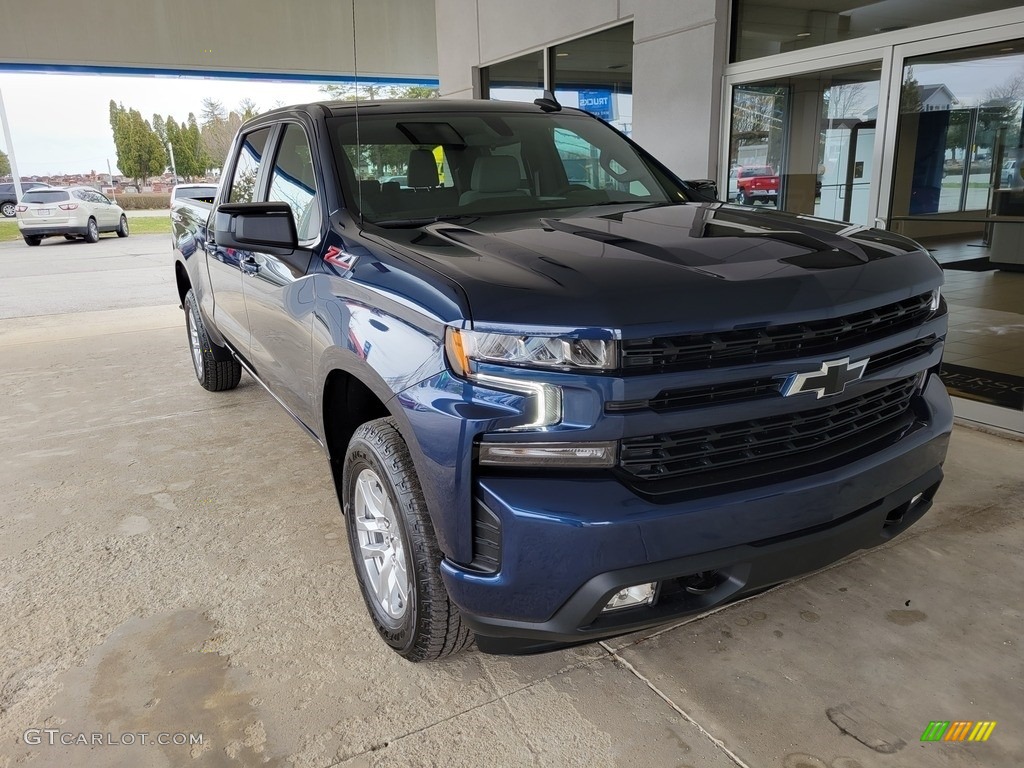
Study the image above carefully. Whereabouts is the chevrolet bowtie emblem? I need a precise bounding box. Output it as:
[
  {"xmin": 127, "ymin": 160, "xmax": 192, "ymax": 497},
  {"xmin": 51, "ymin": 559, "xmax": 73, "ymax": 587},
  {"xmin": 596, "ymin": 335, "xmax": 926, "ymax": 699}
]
[{"xmin": 781, "ymin": 357, "xmax": 869, "ymax": 399}]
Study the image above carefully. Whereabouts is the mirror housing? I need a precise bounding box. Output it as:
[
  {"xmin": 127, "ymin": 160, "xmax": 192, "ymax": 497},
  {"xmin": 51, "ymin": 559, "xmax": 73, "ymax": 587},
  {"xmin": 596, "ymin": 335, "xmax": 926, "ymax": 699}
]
[
  {"xmin": 684, "ymin": 179, "xmax": 720, "ymax": 201},
  {"xmin": 214, "ymin": 202, "xmax": 297, "ymax": 255}
]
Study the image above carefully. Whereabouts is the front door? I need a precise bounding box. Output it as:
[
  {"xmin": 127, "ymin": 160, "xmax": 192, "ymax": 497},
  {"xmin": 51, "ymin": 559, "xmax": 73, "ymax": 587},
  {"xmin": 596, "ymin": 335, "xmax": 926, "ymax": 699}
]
[
  {"xmin": 207, "ymin": 126, "xmax": 273, "ymax": 353},
  {"xmin": 242, "ymin": 121, "xmax": 323, "ymax": 428}
]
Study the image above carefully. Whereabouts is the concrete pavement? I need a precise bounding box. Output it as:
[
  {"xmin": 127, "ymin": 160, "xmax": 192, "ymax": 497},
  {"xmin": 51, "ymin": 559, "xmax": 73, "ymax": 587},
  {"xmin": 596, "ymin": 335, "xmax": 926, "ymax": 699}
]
[{"xmin": 0, "ymin": 236, "xmax": 1021, "ymax": 767}]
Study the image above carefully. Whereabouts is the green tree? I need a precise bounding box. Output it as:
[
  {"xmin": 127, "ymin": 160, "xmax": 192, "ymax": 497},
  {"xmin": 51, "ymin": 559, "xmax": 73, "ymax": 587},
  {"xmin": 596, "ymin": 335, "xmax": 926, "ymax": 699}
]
[
  {"xmin": 901, "ymin": 66, "xmax": 923, "ymax": 113},
  {"xmin": 108, "ymin": 102, "xmax": 165, "ymax": 186},
  {"xmin": 0, "ymin": 148, "xmax": 10, "ymax": 178},
  {"xmin": 318, "ymin": 82, "xmax": 439, "ymax": 101},
  {"xmin": 152, "ymin": 114, "xmax": 166, "ymax": 143}
]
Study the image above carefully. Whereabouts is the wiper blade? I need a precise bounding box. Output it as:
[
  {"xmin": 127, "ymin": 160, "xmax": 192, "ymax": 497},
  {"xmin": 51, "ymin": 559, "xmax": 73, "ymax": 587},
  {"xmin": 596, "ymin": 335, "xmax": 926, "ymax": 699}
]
[{"xmin": 372, "ymin": 214, "xmax": 477, "ymax": 228}]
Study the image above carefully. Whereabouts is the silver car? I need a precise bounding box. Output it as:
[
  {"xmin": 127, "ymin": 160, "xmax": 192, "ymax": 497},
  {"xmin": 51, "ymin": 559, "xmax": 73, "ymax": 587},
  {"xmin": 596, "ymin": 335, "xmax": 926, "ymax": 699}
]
[{"xmin": 16, "ymin": 186, "xmax": 129, "ymax": 246}]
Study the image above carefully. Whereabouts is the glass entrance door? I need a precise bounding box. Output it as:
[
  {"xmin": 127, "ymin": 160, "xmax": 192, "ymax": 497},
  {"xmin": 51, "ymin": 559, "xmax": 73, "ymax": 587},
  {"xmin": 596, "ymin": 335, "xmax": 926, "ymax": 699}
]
[{"xmin": 726, "ymin": 63, "xmax": 882, "ymax": 226}]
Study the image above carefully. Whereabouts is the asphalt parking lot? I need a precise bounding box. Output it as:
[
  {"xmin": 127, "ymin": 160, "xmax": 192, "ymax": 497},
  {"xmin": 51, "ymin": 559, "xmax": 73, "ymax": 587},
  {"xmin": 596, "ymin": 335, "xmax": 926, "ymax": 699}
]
[{"xmin": 1, "ymin": 234, "xmax": 1022, "ymax": 767}]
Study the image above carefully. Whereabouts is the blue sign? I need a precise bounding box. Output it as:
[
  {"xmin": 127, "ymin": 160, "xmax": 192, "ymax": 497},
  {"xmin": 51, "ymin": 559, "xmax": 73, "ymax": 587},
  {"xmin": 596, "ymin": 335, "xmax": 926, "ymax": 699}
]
[{"xmin": 578, "ymin": 90, "xmax": 614, "ymax": 121}]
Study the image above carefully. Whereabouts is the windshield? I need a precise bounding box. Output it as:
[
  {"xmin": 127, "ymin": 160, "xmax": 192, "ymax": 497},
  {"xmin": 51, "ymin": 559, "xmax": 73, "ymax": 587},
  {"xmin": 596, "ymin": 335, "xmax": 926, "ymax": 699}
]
[{"xmin": 327, "ymin": 110, "xmax": 687, "ymax": 225}]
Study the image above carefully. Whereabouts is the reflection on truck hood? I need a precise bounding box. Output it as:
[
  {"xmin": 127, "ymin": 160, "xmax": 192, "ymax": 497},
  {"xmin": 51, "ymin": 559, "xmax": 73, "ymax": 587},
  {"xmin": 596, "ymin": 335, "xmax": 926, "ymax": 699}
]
[{"xmin": 373, "ymin": 202, "xmax": 941, "ymax": 332}]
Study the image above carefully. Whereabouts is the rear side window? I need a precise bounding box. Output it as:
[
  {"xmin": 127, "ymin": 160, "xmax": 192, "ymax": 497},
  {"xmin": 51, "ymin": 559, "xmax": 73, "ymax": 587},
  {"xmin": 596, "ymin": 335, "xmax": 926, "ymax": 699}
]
[
  {"xmin": 228, "ymin": 127, "xmax": 272, "ymax": 203},
  {"xmin": 23, "ymin": 190, "xmax": 70, "ymax": 204},
  {"xmin": 174, "ymin": 186, "xmax": 218, "ymax": 201},
  {"xmin": 267, "ymin": 123, "xmax": 321, "ymax": 241}
]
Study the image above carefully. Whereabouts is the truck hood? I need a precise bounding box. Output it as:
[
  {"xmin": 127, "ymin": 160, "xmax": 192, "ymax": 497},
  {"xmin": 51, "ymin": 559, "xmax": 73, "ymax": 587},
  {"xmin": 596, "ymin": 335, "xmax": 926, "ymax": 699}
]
[{"xmin": 368, "ymin": 202, "xmax": 942, "ymax": 334}]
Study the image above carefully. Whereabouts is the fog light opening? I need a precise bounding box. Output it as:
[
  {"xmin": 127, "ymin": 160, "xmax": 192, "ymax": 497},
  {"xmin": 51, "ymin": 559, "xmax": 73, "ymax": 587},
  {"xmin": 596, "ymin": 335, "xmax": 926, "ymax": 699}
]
[
  {"xmin": 681, "ymin": 570, "xmax": 724, "ymax": 595},
  {"xmin": 602, "ymin": 582, "xmax": 657, "ymax": 612}
]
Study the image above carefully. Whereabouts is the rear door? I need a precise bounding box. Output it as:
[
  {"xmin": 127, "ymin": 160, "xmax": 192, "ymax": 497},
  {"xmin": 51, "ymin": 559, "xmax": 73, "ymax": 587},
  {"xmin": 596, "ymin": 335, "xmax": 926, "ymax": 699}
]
[
  {"xmin": 207, "ymin": 126, "xmax": 273, "ymax": 353},
  {"xmin": 241, "ymin": 120, "xmax": 322, "ymax": 427}
]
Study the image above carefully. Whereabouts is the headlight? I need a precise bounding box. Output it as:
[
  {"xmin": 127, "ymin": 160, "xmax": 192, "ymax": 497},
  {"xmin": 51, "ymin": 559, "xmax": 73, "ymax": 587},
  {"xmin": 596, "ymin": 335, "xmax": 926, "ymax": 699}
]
[
  {"xmin": 445, "ymin": 327, "xmax": 614, "ymax": 431},
  {"xmin": 445, "ymin": 328, "xmax": 616, "ymax": 374}
]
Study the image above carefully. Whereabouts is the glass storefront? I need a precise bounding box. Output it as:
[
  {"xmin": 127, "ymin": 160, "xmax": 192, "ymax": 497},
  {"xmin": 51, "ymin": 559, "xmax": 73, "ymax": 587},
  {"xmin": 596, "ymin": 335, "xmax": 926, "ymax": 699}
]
[
  {"xmin": 481, "ymin": 24, "xmax": 633, "ymax": 134},
  {"xmin": 481, "ymin": 50, "xmax": 545, "ymax": 103},
  {"xmin": 727, "ymin": 65, "xmax": 881, "ymax": 226},
  {"xmin": 888, "ymin": 40, "xmax": 1024, "ymax": 419},
  {"xmin": 726, "ymin": 12, "xmax": 1024, "ymax": 431}
]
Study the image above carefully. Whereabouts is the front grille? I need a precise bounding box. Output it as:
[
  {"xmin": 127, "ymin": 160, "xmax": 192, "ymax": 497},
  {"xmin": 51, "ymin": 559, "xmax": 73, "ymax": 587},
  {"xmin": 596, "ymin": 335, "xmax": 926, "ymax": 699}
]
[
  {"xmin": 621, "ymin": 292, "xmax": 935, "ymax": 373},
  {"xmin": 607, "ymin": 336, "xmax": 938, "ymax": 414},
  {"xmin": 618, "ymin": 377, "xmax": 919, "ymax": 491}
]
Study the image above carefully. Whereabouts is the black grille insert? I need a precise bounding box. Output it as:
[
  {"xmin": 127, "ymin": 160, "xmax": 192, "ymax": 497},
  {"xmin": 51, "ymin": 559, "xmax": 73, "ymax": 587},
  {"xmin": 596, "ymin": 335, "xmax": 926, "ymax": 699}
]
[
  {"xmin": 619, "ymin": 377, "xmax": 919, "ymax": 490},
  {"xmin": 621, "ymin": 292, "xmax": 936, "ymax": 373}
]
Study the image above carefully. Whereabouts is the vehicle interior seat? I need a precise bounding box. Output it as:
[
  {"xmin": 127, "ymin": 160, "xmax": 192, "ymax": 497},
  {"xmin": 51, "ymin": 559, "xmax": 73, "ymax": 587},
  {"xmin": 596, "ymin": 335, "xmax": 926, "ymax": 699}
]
[
  {"xmin": 459, "ymin": 155, "xmax": 529, "ymax": 205},
  {"xmin": 407, "ymin": 149, "xmax": 440, "ymax": 189}
]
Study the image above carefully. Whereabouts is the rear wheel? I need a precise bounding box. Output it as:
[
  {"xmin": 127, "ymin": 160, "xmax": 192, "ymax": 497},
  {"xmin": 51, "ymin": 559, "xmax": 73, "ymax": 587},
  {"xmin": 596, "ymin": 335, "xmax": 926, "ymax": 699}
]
[
  {"xmin": 84, "ymin": 218, "xmax": 99, "ymax": 243},
  {"xmin": 1, "ymin": 202, "xmax": 15, "ymax": 218},
  {"xmin": 738, "ymin": 190, "xmax": 750, "ymax": 205},
  {"xmin": 24, "ymin": 235, "xmax": 41, "ymax": 246},
  {"xmin": 116, "ymin": 214, "xmax": 129, "ymax": 238},
  {"xmin": 343, "ymin": 417, "xmax": 471, "ymax": 661},
  {"xmin": 183, "ymin": 288, "xmax": 241, "ymax": 391}
]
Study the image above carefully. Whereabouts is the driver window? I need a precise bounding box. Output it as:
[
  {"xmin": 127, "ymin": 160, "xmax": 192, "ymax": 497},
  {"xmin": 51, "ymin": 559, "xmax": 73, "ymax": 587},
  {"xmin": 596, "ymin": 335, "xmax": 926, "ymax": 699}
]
[{"xmin": 267, "ymin": 123, "xmax": 321, "ymax": 241}]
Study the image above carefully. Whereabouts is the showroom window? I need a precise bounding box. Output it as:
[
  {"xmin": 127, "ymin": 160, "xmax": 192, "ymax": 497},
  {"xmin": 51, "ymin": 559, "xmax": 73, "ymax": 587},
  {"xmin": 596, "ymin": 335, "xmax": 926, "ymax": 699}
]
[
  {"xmin": 732, "ymin": 0, "xmax": 1024, "ymax": 62},
  {"xmin": 481, "ymin": 23, "xmax": 633, "ymax": 135},
  {"xmin": 481, "ymin": 50, "xmax": 545, "ymax": 103}
]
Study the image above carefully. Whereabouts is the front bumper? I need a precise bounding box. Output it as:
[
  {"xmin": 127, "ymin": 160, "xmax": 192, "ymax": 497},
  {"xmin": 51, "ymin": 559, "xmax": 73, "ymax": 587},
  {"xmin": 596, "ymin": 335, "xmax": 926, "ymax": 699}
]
[{"xmin": 441, "ymin": 376, "xmax": 952, "ymax": 654}]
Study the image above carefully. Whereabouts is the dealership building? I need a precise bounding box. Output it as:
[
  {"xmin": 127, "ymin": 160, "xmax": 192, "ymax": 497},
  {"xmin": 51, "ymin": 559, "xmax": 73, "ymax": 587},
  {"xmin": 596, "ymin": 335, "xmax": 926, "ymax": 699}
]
[{"xmin": 5, "ymin": 0, "xmax": 1024, "ymax": 432}]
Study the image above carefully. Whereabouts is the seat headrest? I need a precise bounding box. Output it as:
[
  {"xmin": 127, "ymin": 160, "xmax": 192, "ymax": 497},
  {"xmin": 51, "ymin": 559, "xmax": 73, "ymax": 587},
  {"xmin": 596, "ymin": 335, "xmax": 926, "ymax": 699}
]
[
  {"xmin": 407, "ymin": 149, "xmax": 439, "ymax": 188},
  {"xmin": 471, "ymin": 155, "xmax": 521, "ymax": 194}
]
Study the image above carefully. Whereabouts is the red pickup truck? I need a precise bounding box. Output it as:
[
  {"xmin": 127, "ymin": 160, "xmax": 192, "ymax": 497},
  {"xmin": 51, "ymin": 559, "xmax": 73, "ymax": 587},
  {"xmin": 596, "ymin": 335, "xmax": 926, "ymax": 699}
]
[{"xmin": 730, "ymin": 165, "xmax": 779, "ymax": 205}]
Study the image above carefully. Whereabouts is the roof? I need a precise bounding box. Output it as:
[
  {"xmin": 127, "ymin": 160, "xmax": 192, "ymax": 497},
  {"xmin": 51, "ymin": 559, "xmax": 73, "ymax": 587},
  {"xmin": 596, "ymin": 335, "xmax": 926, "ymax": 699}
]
[{"xmin": 252, "ymin": 98, "xmax": 586, "ymax": 122}]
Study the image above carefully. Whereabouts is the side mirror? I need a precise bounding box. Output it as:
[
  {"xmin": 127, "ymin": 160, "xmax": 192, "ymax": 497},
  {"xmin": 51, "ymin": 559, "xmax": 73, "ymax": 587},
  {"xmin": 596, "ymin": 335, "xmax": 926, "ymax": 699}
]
[
  {"xmin": 684, "ymin": 179, "xmax": 719, "ymax": 201},
  {"xmin": 214, "ymin": 202, "xmax": 297, "ymax": 255}
]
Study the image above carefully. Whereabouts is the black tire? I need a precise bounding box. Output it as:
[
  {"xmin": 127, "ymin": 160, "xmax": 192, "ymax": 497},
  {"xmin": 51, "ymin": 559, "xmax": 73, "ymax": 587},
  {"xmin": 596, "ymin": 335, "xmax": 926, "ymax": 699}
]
[
  {"xmin": 738, "ymin": 190, "xmax": 750, "ymax": 205},
  {"xmin": 24, "ymin": 235, "xmax": 41, "ymax": 247},
  {"xmin": 84, "ymin": 218, "xmax": 99, "ymax": 243},
  {"xmin": 183, "ymin": 288, "xmax": 241, "ymax": 391},
  {"xmin": 343, "ymin": 417, "xmax": 471, "ymax": 662},
  {"xmin": 64, "ymin": 235, "xmax": 76, "ymax": 241},
  {"xmin": 1, "ymin": 202, "xmax": 15, "ymax": 218},
  {"xmin": 117, "ymin": 214, "xmax": 129, "ymax": 238}
]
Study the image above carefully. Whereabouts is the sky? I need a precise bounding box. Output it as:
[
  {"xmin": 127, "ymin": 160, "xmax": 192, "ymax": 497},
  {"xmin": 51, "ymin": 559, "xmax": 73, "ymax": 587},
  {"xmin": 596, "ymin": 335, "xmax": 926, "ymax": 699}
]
[{"xmin": 0, "ymin": 72, "xmax": 339, "ymax": 177}]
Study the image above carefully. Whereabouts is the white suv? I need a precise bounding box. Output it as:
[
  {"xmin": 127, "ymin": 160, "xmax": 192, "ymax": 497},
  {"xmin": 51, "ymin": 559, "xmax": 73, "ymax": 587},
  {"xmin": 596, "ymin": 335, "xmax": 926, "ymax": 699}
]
[{"xmin": 16, "ymin": 186, "xmax": 129, "ymax": 246}]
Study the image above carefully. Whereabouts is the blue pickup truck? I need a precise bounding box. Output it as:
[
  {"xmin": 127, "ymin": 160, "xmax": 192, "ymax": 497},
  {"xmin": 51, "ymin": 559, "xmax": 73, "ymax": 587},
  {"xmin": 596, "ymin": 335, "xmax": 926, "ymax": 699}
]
[{"xmin": 172, "ymin": 98, "xmax": 952, "ymax": 660}]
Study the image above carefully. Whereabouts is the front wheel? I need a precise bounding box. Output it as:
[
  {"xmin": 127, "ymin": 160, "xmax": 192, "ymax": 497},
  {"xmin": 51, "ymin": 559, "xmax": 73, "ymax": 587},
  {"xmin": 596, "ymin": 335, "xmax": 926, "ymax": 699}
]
[
  {"xmin": 1, "ymin": 202, "xmax": 15, "ymax": 218},
  {"xmin": 117, "ymin": 214, "xmax": 129, "ymax": 238},
  {"xmin": 343, "ymin": 418, "xmax": 471, "ymax": 661},
  {"xmin": 183, "ymin": 288, "xmax": 241, "ymax": 391}
]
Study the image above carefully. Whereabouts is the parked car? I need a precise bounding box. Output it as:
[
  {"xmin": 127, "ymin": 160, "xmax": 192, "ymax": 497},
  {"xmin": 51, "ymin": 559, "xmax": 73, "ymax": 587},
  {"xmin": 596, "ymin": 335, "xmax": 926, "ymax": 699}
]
[
  {"xmin": 733, "ymin": 165, "xmax": 779, "ymax": 204},
  {"xmin": 16, "ymin": 186, "xmax": 129, "ymax": 246},
  {"xmin": 1001, "ymin": 159, "xmax": 1020, "ymax": 187},
  {"xmin": 0, "ymin": 182, "xmax": 52, "ymax": 218},
  {"xmin": 170, "ymin": 183, "xmax": 219, "ymax": 207},
  {"xmin": 172, "ymin": 99, "xmax": 950, "ymax": 660}
]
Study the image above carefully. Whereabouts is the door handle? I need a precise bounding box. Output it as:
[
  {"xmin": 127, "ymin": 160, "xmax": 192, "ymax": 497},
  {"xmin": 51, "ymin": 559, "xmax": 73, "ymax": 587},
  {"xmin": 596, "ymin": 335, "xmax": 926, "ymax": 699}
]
[{"xmin": 240, "ymin": 255, "xmax": 260, "ymax": 275}]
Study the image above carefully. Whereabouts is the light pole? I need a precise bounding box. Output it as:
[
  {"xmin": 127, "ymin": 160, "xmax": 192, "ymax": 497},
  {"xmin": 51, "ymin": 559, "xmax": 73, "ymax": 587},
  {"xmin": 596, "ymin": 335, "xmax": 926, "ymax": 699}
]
[
  {"xmin": 166, "ymin": 141, "xmax": 178, "ymax": 183},
  {"xmin": 0, "ymin": 88, "xmax": 23, "ymax": 200}
]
